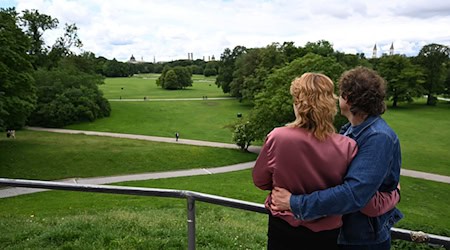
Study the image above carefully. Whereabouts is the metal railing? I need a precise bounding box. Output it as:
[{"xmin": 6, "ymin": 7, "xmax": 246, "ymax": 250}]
[{"xmin": 1, "ymin": 178, "xmax": 449, "ymax": 250}]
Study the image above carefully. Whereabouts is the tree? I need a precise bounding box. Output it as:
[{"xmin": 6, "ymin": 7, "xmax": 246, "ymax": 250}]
[
  {"xmin": 416, "ymin": 43, "xmax": 450, "ymax": 105},
  {"xmin": 203, "ymin": 62, "xmax": 218, "ymax": 76},
  {"xmin": 229, "ymin": 48, "xmax": 262, "ymax": 99},
  {"xmin": 229, "ymin": 43, "xmax": 288, "ymax": 102},
  {"xmin": 163, "ymin": 69, "xmax": 179, "ymax": 90},
  {"xmin": 334, "ymin": 51, "xmax": 370, "ymax": 69},
  {"xmin": 232, "ymin": 120, "xmax": 255, "ymax": 151},
  {"xmin": 303, "ymin": 40, "xmax": 335, "ymax": 57},
  {"xmin": 28, "ymin": 57, "xmax": 110, "ymax": 127},
  {"xmin": 249, "ymin": 53, "xmax": 344, "ymax": 139},
  {"xmin": 156, "ymin": 66, "xmax": 192, "ymax": 90},
  {"xmin": 377, "ymin": 55, "xmax": 425, "ymax": 107},
  {"xmin": 0, "ymin": 8, "xmax": 37, "ymax": 130},
  {"xmin": 216, "ymin": 46, "xmax": 246, "ymax": 93},
  {"xmin": 103, "ymin": 59, "xmax": 130, "ymax": 77},
  {"xmin": 19, "ymin": 9, "xmax": 58, "ymax": 69},
  {"xmin": 280, "ymin": 41, "xmax": 302, "ymax": 62},
  {"xmin": 47, "ymin": 23, "xmax": 83, "ymax": 69},
  {"xmin": 172, "ymin": 66, "xmax": 192, "ymax": 88}
]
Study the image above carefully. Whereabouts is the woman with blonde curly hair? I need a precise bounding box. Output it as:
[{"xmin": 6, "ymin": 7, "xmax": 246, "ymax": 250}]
[{"xmin": 252, "ymin": 72, "xmax": 398, "ymax": 250}]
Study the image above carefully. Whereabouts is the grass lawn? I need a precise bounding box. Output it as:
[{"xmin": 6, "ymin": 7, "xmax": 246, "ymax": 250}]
[
  {"xmin": 65, "ymin": 97, "xmax": 449, "ymax": 175},
  {"xmin": 100, "ymin": 74, "xmax": 227, "ymax": 99},
  {"xmin": 0, "ymin": 130, "xmax": 257, "ymax": 180},
  {"xmin": 383, "ymin": 99, "xmax": 450, "ymax": 175},
  {"xmin": 0, "ymin": 170, "xmax": 447, "ymax": 249},
  {"xmin": 66, "ymin": 100, "xmax": 254, "ymax": 144}
]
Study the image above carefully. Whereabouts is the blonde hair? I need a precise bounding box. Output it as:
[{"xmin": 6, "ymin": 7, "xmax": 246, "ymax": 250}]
[{"xmin": 287, "ymin": 73, "xmax": 337, "ymax": 141}]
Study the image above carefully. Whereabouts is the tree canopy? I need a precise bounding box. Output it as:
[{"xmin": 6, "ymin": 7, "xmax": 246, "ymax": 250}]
[
  {"xmin": 0, "ymin": 8, "xmax": 37, "ymax": 130},
  {"xmin": 416, "ymin": 43, "xmax": 450, "ymax": 105},
  {"xmin": 156, "ymin": 66, "xmax": 192, "ymax": 90},
  {"xmin": 0, "ymin": 8, "xmax": 110, "ymax": 130},
  {"xmin": 249, "ymin": 53, "xmax": 344, "ymax": 139},
  {"xmin": 376, "ymin": 55, "xmax": 425, "ymax": 107}
]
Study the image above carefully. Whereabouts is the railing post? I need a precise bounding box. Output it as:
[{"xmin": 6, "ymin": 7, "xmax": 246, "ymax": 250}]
[{"xmin": 187, "ymin": 195, "xmax": 196, "ymax": 250}]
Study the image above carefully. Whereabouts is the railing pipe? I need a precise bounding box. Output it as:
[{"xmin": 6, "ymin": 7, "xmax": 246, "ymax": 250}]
[
  {"xmin": 187, "ymin": 195, "xmax": 196, "ymax": 250},
  {"xmin": 0, "ymin": 178, "xmax": 448, "ymax": 249}
]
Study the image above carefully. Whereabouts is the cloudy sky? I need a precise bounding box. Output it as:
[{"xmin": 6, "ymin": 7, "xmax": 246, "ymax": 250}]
[{"xmin": 2, "ymin": 0, "xmax": 450, "ymax": 62}]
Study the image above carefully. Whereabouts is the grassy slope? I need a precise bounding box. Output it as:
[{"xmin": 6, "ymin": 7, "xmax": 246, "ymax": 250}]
[
  {"xmin": 383, "ymin": 100, "xmax": 450, "ymax": 175},
  {"xmin": 0, "ymin": 170, "xmax": 447, "ymax": 249},
  {"xmin": 66, "ymin": 100, "xmax": 253, "ymax": 143},
  {"xmin": 0, "ymin": 130, "xmax": 257, "ymax": 180}
]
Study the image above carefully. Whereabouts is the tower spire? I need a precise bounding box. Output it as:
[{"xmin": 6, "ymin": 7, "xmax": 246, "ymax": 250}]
[
  {"xmin": 389, "ymin": 42, "xmax": 394, "ymax": 55},
  {"xmin": 372, "ymin": 44, "xmax": 377, "ymax": 59}
]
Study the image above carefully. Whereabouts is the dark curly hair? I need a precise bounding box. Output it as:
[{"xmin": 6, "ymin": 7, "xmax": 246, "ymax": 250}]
[{"xmin": 339, "ymin": 66, "xmax": 386, "ymax": 116}]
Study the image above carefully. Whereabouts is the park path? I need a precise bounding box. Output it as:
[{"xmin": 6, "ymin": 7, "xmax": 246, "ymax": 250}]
[
  {"xmin": 108, "ymin": 97, "xmax": 236, "ymax": 102},
  {"xmin": 1, "ymin": 127, "xmax": 448, "ymax": 199}
]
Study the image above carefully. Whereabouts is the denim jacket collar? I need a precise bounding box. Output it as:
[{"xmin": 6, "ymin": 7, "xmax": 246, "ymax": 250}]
[{"xmin": 345, "ymin": 115, "xmax": 380, "ymax": 138}]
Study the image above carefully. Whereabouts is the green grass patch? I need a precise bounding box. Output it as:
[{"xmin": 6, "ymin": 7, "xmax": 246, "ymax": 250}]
[
  {"xmin": 0, "ymin": 170, "xmax": 447, "ymax": 249},
  {"xmin": 0, "ymin": 130, "xmax": 257, "ymax": 180},
  {"xmin": 100, "ymin": 74, "xmax": 227, "ymax": 99},
  {"xmin": 66, "ymin": 100, "xmax": 253, "ymax": 143},
  {"xmin": 383, "ymin": 99, "xmax": 450, "ymax": 175}
]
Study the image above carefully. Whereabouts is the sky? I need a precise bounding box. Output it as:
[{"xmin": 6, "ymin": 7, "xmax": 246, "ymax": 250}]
[{"xmin": 1, "ymin": 0, "xmax": 450, "ymax": 62}]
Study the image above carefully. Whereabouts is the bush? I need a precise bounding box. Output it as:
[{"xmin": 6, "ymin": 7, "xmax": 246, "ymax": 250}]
[{"xmin": 232, "ymin": 120, "xmax": 255, "ymax": 151}]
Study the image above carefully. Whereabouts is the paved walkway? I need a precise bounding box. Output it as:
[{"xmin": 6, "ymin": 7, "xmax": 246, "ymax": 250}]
[
  {"xmin": 109, "ymin": 97, "xmax": 236, "ymax": 102},
  {"xmin": 1, "ymin": 127, "xmax": 448, "ymax": 199}
]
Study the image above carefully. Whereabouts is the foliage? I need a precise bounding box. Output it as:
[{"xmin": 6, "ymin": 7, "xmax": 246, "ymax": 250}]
[
  {"xmin": 103, "ymin": 58, "xmax": 131, "ymax": 77},
  {"xmin": 215, "ymin": 46, "xmax": 247, "ymax": 93},
  {"xmin": 376, "ymin": 55, "xmax": 425, "ymax": 107},
  {"xmin": 303, "ymin": 40, "xmax": 335, "ymax": 57},
  {"xmin": 28, "ymin": 57, "xmax": 110, "ymax": 127},
  {"xmin": 250, "ymin": 53, "xmax": 345, "ymax": 139},
  {"xmin": 203, "ymin": 61, "xmax": 218, "ymax": 76},
  {"xmin": 232, "ymin": 119, "xmax": 256, "ymax": 151},
  {"xmin": 229, "ymin": 43, "xmax": 287, "ymax": 101},
  {"xmin": 280, "ymin": 41, "xmax": 303, "ymax": 62},
  {"xmin": 416, "ymin": 43, "xmax": 450, "ymax": 105},
  {"xmin": 19, "ymin": 9, "xmax": 58, "ymax": 69},
  {"xmin": 156, "ymin": 66, "xmax": 192, "ymax": 90},
  {"xmin": 334, "ymin": 51, "xmax": 370, "ymax": 69},
  {"xmin": 0, "ymin": 8, "xmax": 37, "ymax": 130}
]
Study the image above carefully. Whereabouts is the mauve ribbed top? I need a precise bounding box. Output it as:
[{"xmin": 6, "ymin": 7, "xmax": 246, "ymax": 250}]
[{"xmin": 253, "ymin": 126, "xmax": 357, "ymax": 232}]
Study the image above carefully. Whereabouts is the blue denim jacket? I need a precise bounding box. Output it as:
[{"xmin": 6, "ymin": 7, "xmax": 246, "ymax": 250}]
[{"xmin": 290, "ymin": 116, "xmax": 403, "ymax": 245}]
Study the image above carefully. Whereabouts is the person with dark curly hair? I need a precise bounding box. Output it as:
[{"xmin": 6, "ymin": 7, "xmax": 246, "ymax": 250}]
[{"xmin": 271, "ymin": 67, "xmax": 403, "ymax": 250}]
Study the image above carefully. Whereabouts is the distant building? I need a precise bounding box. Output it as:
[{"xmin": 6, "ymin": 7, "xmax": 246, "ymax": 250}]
[
  {"xmin": 127, "ymin": 54, "xmax": 147, "ymax": 64},
  {"xmin": 372, "ymin": 44, "xmax": 377, "ymax": 59},
  {"xmin": 389, "ymin": 42, "xmax": 394, "ymax": 55}
]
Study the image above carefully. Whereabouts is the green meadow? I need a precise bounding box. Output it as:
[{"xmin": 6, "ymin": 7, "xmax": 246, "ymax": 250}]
[
  {"xmin": 0, "ymin": 130, "xmax": 257, "ymax": 180},
  {"xmin": 100, "ymin": 74, "xmax": 228, "ymax": 99},
  {"xmin": 0, "ymin": 170, "xmax": 448, "ymax": 249},
  {"xmin": 383, "ymin": 100, "xmax": 450, "ymax": 175},
  {"xmin": 0, "ymin": 75, "xmax": 449, "ymax": 249},
  {"xmin": 66, "ymin": 100, "xmax": 254, "ymax": 144}
]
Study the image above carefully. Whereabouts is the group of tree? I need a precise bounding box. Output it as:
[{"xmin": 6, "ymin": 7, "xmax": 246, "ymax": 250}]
[
  {"xmin": 214, "ymin": 41, "xmax": 450, "ymax": 150},
  {"xmin": 0, "ymin": 8, "xmax": 110, "ymax": 131},
  {"xmin": 156, "ymin": 66, "xmax": 193, "ymax": 90},
  {"xmin": 94, "ymin": 56, "xmax": 219, "ymax": 78}
]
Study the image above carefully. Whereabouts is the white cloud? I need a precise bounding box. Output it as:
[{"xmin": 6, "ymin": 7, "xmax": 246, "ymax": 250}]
[{"xmin": 7, "ymin": 0, "xmax": 450, "ymax": 61}]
